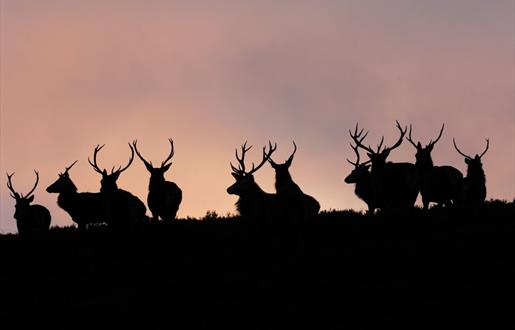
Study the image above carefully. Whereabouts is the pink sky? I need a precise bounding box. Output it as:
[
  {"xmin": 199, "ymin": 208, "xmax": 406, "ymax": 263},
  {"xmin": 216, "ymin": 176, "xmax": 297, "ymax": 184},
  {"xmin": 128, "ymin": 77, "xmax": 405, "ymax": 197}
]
[{"xmin": 1, "ymin": 1, "xmax": 514, "ymax": 233}]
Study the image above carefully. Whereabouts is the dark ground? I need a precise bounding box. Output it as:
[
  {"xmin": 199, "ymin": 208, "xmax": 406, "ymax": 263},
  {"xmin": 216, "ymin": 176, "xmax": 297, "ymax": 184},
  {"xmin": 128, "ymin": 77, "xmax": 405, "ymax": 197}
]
[{"xmin": 0, "ymin": 200, "xmax": 513, "ymax": 329}]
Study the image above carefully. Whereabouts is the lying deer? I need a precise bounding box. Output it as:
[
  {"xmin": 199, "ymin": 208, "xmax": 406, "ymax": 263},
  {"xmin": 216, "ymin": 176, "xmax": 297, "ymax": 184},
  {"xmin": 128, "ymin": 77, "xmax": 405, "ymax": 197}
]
[
  {"xmin": 89, "ymin": 144, "xmax": 147, "ymax": 228},
  {"xmin": 227, "ymin": 141, "xmax": 280, "ymax": 224},
  {"xmin": 406, "ymin": 124, "xmax": 463, "ymax": 210},
  {"xmin": 350, "ymin": 121, "xmax": 418, "ymax": 211},
  {"xmin": 7, "ymin": 171, "xmax": 51, "ymax": 235},
  {"xmin": 46, "ymin": 161, "xmax": 105, "ymax": 229},
  {"xmin": 453, "ymin": 138, "xmax": 489, "ymax": 206},
  {"xmin": 132, "ymin": 139, "xmax": 182, "ymax": 222},
  {"xmin": 268, "ymin": 141, "xmax": 320, "ymax": 223}
]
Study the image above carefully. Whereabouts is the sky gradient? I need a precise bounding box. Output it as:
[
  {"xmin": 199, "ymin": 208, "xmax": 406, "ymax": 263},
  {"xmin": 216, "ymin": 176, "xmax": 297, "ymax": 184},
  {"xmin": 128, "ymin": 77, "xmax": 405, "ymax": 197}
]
[{"xmin": 1, "ymin": 0, "xmax": 514, "ymax": 233}]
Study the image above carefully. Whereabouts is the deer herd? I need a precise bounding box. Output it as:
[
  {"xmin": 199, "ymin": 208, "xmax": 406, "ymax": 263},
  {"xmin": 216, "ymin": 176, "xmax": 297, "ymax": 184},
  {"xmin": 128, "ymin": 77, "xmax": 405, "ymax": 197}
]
[{"xmin": 6, "ymin": 122, "xmax": 490, "ymax": 235}]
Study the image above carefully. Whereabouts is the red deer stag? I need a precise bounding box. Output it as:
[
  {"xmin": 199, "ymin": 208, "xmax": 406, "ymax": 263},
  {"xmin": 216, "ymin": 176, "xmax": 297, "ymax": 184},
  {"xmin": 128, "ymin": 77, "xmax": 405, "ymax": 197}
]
[
  {"xmin": 453, "ymin": 138, "xmax": 489, "ymax": 206},
  {"xmin": 132, "ymin": 139, "xmax": 182, "ymax": 222},
  {"xmin": 227, "ymin": 141, "xmax": 280, "ymax": 224},
  {"xmin": 88, "ymin": 144, "xmax": 147, "ymax": 228},
  {"xmin": 46, "ymin": 161, "xmax": 105, "ymax": 229},
  {"xmin": 344, "ymin": 129, "xmax": 375, "ymax": 214},
  {"xmin": 406, "ymin": 124, "xmax": 463, "ymax": 210},
  {"xmin": 6, "ymin": 171, "xmax": 51, "ymax": 235},
  {"xmin": 268, "ymin": 141, "xmax": 320, "ymax": 223},
  {"xmin": 350, "ymin": 121, "xmax": 418, "ymax": 211}
]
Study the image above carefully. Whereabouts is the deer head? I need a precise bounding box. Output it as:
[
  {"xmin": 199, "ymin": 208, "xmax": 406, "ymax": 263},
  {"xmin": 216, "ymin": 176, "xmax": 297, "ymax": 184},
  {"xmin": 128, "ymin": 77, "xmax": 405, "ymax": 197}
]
[
  {"xmin": 46, "ymin": 160, "xmax": 78, "ymax": 193},
  {"xmin": 268, "ymin": 141, "xmax": 297, "ymax": 175},
  {"xmin": 227, "ymin": 141, "xmax": 277, "ymax": 196},
  {"xmin": 6, "ymin": 171, "xmax": 40, "ymax": 220},
  {"xmin": 344, "ymin": 141, "xmax": 371, "ymax": 184},
  {"xmin": 453, "ymin": 138, "xmax": 489, "ymax": 177},
  {"xmin": 406, "ymin": 124, "xmax": 444, "ymax": 167},
  {"xmin": 349, "ymin": 121, "xmax": 407, "ymax": 168},
  {"xmin": 132, "ymin": 139, "xmax": 175, "ymax": 184},
  {"xmin": 88, "ymin": 144, "xmax": 135, "ymax": 192}
]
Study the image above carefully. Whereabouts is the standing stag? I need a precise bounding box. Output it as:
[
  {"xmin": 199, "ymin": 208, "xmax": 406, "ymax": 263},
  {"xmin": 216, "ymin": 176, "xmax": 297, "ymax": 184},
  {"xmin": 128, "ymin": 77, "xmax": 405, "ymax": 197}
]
[
  {"xmin": 350, "ymin": 121, "xmax": 418, "ymax": 211},
  {"xmin": 89, "ymin": 144, "xmax": 147, "ymax": 228},
  {"xmin": 268, "ymin": 141, "xmax": 320, "ymax": 223},
  {"xmin": 227, "ymin": 141, "xmax": 281, "ymax": 224},
  {"xmin": 344, "ymin": 136, "xmax": 375, "ymax": 214},
  {"xmin": 406, "ymin": 124, "xmax": 463, "ymax": 210},
  {"xmin": 453, "ymin": 138, "xmax": 489, "ymax": 206},
  {"xmin": 46, "ymin": 161, "xmax": 105, "ymax": 229},
  {"xmin": 6, "ymin": 171, "xmax": 51, "ymax": 235},
  {"xmin": 132, "ymin": 139, "xmax": 182, "ymax": 222}
]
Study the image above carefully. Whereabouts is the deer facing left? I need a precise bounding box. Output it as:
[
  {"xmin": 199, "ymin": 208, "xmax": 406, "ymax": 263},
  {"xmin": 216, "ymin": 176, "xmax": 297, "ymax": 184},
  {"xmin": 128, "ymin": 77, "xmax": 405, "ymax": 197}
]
[{"xmin": 6, "ymin": 171, "xmax": 51, "ymax": 235}]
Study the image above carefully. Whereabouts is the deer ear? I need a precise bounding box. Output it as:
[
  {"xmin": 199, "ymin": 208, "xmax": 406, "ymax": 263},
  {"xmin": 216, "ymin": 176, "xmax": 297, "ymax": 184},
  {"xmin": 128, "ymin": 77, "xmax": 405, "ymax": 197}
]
[
  {"xmin": 27, "ymin": 195, "xmax": 34, "ymax": 203},
  {"xmin": 417, "ymin": 142, "xmax": 422, "ymax": 149},
  {"xmin": 285, "ymin": 157, "xmax": 294, "ymax": 167},
  {"xmin": 465, "ymin": 158, "xmax": 471, "ymax": 164},
  {"xmin": 231, "ymin": 173, "xmax": 240, "ymax": 180},
  {"xmin": 475, "ymin": 155, "xmax": 480, "ymax": 160},
  {"xmin": 427, "ymin": 144, "xmax": 434, "ymax": 152},
  {"xmin": 144, "ymin": 162, "xmax": 154, "ymax": 172},
  {"xmin": 161, "ymin": 163, "xmax": 172, "ymax": 172},
  {"xmin": 268, "ymin": 159, "xmax": 277, "ymax": 168},
  {"xmin": 102, "ymin": 169, "xmax": 108, "ymax": 176}
]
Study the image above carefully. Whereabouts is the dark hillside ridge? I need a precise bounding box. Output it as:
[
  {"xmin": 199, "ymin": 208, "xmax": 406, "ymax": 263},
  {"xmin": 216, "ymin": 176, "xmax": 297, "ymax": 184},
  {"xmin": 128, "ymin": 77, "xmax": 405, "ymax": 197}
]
[{"xmin": 0, "ymin": 200, "xmax": 513, "ymax": 329}]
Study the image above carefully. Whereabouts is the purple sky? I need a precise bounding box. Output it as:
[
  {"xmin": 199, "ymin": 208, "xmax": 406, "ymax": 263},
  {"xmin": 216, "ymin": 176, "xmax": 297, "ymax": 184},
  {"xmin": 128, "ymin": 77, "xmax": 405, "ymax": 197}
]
[{"xmin": 1, "ymin": 1, "xmax": 514, "ymax": 233}]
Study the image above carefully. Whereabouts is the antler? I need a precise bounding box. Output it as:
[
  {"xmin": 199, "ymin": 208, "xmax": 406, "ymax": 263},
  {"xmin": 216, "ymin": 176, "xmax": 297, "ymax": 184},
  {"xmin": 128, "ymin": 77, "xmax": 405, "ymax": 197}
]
[
  {"xmin": 24, "ymin": 170, "xmax": 40, "ymax": 198},
  {"xmin": 248, "ymin": 141, "xmax": 277, "ymax": 175},
  {"xmin": 382, "ymin": 121, "xmax": 407, "ymax": 154},
  {"xmin": 428, "ymin": 124, "xmax": 444, "ymax": 147},
  {"xmin": 6, "ymin": 172, "xmax": 18, "ymax": 198},
  {"xmin": 347, "ymin": 143, "xmax": 372, "ymax": 167},
  {"xmin": 63, "ymin": 160, "xmax": 78, "ymax": 175},
  {"xmin": 88, "ymin": 144, "xmax": 106, "ymax": 174},
  {"xmin": 453, "ymin": 138, "xmax": 471, "ymax": 159},
  {"xmin": 349, "ymin": 123, "xmax": 374, "ymax": 154},
  {"xmin": 112, "ymin": 143, "xmax": 135, "ymax": 175},
  {"xmin": 406, "ymin": 124, "xmax": 418, "ymax": 148},
  {"xmin": 287, "ymin": 141, "xmax": 297, "ymax": 163},
  {"xmin": 479, "ymin": 138, "xmax": 489, "ymax": 158},
  {"xmin": 161, "ymin": 138, "xmax": 175, "ymax": 167},
  {"xmin": 231, "ymin": 141, "xmax": 277, "ymax": 176},
  {"xmin": 132, "ymin": 140, "xmax": 153, "ymax": 168},
  {"xmin": 231, "ymin": 141, "xmax": 252, "ymax": 175}
]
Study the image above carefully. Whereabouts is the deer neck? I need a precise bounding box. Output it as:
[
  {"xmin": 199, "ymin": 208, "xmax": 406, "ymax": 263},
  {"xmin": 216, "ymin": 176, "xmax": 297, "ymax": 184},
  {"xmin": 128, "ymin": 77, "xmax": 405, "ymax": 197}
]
[
  {"xmin": 466, "ymin": 166, "xmax": 485, "ymax": 184},
  {"xmin": 149, "ymin": 177, "xmax": 166, "ymax": 191}
]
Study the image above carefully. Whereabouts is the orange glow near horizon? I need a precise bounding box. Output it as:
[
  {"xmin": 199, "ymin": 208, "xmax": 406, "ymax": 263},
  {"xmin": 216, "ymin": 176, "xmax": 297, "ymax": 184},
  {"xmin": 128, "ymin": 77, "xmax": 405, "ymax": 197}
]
[{"xmin": 1, "ymin": 1, "xmax": 514, "ymax": 233}]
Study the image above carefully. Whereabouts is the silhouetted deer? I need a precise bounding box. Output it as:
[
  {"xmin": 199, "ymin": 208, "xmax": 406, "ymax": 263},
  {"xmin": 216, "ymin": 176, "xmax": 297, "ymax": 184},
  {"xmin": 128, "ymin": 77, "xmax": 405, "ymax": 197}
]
[
  {"xmin": 89, "ymin": 144, "xmax": 147, "ymax": 228},
  {"xmin": 227, "ymin": 141, "xmax": 280, "ymax": 224},
  {"xmin": 351, "ymin": 122, "xmax": 418, "ymax": 211},
  {"xmin": 406, "ymin": 124, "xmax": 463, "ymax": 210},
  {"xmin": 6, "ymin": 171, "xmax": 51, "ymax": 235},
  {"xmin": 132, "ymin": 139, "xmax": 182, "ymax": 222},
  {"xmin": 453, "ymin": 138, "xmax": 489, "ymax": 206},
  {"xmin": 268, "ymin": 141, "xmax": 320, "ymax": 223},
  {"xmin": 344, "ymin": 135, "xmax": 375, "ymax": 214},
  {"xmin": 46, "ymin": 161, "xmax": 105, "ymax": 229}
]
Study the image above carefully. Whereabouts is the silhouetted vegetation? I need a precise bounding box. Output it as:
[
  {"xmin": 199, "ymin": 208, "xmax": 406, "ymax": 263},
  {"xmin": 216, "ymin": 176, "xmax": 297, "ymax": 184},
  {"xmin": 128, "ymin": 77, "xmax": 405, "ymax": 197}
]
[{"xmin": 0, "ymin": 200, "xmax": 512, "ymax": 329}]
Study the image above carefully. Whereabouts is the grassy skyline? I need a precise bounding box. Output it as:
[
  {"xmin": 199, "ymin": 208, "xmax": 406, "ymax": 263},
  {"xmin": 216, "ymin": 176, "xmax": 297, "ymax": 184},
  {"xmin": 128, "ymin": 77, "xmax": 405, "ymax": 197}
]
[{"xmin": 1, "ymin": 1, "xmax": 514, "ymax": 232}]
